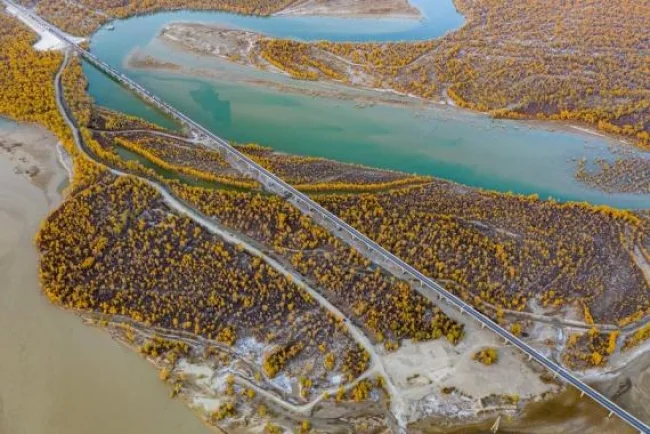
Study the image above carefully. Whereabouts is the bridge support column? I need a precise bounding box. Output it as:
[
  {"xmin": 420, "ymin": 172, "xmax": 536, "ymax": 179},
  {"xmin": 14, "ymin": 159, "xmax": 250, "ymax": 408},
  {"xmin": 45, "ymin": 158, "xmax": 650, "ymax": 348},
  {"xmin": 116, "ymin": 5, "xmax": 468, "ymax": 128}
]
[
  {"xmin": 580, "ymin": 391, "xmax": 584, "ymax": 398},
  {"xmin": 528, "ymin": 354, "xmax": 532, "ymax": 361}
]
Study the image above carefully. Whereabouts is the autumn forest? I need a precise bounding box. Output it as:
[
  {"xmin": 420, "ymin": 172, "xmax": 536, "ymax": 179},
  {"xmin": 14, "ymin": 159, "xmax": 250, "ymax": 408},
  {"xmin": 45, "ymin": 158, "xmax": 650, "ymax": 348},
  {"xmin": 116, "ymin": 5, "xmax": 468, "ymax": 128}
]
[{"xmin": 1, "ymin": 0, "xmax": 650, "ymax": 432}]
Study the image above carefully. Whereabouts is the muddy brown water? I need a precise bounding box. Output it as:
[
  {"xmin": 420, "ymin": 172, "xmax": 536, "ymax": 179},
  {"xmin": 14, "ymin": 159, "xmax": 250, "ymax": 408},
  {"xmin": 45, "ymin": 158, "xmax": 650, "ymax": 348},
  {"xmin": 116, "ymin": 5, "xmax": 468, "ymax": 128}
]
[{"xmin": 0, "ymin": 120, "xmax": 210, "ymax": 434}]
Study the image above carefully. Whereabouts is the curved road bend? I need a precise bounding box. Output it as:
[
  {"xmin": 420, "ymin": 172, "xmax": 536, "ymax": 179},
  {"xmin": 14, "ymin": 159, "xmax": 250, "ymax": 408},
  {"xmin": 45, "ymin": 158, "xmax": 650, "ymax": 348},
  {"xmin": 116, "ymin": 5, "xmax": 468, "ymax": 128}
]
[{"xmin": 11, "ymin": 1, "xmax": 648, "ymax": 431}]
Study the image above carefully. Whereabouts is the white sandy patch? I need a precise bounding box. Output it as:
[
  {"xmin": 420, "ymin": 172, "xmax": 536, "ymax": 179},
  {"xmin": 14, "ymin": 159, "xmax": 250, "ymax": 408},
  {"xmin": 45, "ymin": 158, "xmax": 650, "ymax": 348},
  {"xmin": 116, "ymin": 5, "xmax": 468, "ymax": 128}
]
[
  {"xmin": 269, "ymin": 373, "xmax": 293, "ymax": 394},
  {"xmin": 329, "ymin": 373, "xmax": 343, "ymax": 386},
  {"xmin": 235, "ymin": 336, "xmax": 266, "ymax": 363},
  {"xmin": 570, "ymin": 125, "xmax": 607, "ymax": 138},
  {"xmin": 5, "ymin": 4, "xmax": 85, "ymax": 51},
  {"xmin": 384, "ymin": 340, "xmax": 452, "ymax": 393},
  {"xmin": 381, "ymin": 327, "xmax": 555, "ymax": 421},
  {"xmin": 176, "ymin": 359, "xmax": 215, "ymax": 388},
  {"xmin": 191, "ymin": 396, "xmax": 223, "ymax": 413},
  {"xmin": 56, "ymin": 142, "xmax": 74, "ymax": 178},
  {"xmin": 177, "ymin": 359, "xmax": 215, "ymax": 378},
  {"xmin": 442, "ymin": 344, "xmax": 549, "ymax": 399}
]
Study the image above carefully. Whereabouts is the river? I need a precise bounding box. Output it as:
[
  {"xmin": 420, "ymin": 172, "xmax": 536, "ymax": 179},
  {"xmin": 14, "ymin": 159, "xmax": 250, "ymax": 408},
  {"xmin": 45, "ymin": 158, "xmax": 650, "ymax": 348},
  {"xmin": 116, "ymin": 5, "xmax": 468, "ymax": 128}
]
[
  {"xmin": 0, "ymin": 118, "xmax": 211, "ymax": 434},
  {"xmin": 84, "ymin": 0, "xmax": 650, "ymax": 209}
]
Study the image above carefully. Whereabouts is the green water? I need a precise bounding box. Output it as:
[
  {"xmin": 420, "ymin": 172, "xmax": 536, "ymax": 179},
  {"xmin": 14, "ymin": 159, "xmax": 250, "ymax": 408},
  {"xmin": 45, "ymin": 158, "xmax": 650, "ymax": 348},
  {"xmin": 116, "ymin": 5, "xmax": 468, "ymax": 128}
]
[
  {"xmin": 84, "ymin": 1, "xmax": 650, "ymax": 209},
  {"xmin": 114, "ymin": 145, "xmax": 251, "ymax": 191}
]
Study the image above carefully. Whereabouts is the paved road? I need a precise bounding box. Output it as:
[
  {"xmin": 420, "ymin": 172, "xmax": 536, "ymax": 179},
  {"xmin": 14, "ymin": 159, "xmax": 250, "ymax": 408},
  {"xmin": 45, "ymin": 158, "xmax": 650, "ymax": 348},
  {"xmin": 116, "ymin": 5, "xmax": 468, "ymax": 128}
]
[{"xmin": 6, "ymin": 1, "xmax": 648, "ymax": 431}]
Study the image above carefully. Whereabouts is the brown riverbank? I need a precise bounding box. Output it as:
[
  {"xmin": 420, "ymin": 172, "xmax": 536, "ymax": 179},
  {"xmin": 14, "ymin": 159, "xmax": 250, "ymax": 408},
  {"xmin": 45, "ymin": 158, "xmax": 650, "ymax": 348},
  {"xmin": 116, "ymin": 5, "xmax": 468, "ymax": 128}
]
[
  {"xmin": 412, "ymin": 387, "xmax": 636, "ymax": 433},
  {"xmin": 273, "ymin": 0, "xmax": 421, "ymax": 19},
  {"xmin": 0, "ymin": 119, "xmax": 211, "ymax": 434}
]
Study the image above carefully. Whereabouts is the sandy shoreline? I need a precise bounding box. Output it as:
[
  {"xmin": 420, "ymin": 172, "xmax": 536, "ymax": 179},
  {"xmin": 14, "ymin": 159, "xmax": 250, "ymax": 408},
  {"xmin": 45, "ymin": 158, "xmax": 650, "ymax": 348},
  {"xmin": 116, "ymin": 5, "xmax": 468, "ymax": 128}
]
[
  {"xmin": 0, "ymin": 118, "xmax": 211, "ymax": 434},
  {"xmin": 0, "ymin": 118, "xmax": 67, "ymax": 203}
]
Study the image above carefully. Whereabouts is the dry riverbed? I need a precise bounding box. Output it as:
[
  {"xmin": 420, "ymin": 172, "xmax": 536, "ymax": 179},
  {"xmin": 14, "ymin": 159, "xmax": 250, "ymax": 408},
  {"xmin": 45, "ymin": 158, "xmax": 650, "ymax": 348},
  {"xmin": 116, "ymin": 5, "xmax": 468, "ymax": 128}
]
[{"xmin": 273, "ymin": 0, "xmax": 421, "ymax": 19}]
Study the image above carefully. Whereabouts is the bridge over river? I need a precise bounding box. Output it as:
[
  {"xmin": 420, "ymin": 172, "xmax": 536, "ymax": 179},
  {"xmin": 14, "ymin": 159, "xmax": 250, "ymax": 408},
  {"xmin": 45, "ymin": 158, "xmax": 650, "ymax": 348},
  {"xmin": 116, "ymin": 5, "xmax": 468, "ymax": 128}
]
[{"xmin": 4, "ymin": 1, "xmax": 648, "ymax": 431}]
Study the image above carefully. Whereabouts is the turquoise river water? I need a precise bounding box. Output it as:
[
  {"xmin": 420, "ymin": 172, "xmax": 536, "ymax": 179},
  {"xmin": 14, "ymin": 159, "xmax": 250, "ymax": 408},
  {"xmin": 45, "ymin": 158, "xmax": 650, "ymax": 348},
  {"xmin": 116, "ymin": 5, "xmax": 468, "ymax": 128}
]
[{"xmin": 85, "ymin": 0, "xmax": 650, "ymax": 209}]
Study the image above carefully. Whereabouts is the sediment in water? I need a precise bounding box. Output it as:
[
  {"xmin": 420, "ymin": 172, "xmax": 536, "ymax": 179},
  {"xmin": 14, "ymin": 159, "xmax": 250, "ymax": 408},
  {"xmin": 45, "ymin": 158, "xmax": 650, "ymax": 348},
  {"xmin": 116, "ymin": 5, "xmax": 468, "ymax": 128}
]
[{"xmin": 0, "ymin": 119, "xmax": 210, "ymax": 434}]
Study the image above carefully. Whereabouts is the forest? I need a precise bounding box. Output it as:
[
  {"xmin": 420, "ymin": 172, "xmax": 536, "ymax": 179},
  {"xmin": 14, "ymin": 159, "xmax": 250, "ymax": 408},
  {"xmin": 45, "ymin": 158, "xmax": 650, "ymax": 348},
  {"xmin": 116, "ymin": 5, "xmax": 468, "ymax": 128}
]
[
  {"xmin": 37, "ymin": 162, "xmax": 370, "ymax": 397},
  {"xmin": 170, "ymin": 183, "xmax": 465, "ymax": 348},
  {"xmin": 0, "ymin": 10, "xmax": 75, "ymax": 154},
  {"xmin": 252, "ymin": 0, "xmax": 648, "ymax": 147},
  {"xmin": 316, "ymin": 183, "xmax": 650, "ymax": 327}
]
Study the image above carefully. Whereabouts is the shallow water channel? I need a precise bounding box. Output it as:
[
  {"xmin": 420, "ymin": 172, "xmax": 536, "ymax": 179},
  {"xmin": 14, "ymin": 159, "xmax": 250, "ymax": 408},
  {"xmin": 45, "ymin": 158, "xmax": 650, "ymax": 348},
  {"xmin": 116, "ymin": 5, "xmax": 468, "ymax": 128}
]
[{"xmin": 85, "ymin": 0, "xmax": 650, "ymax": 209}]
